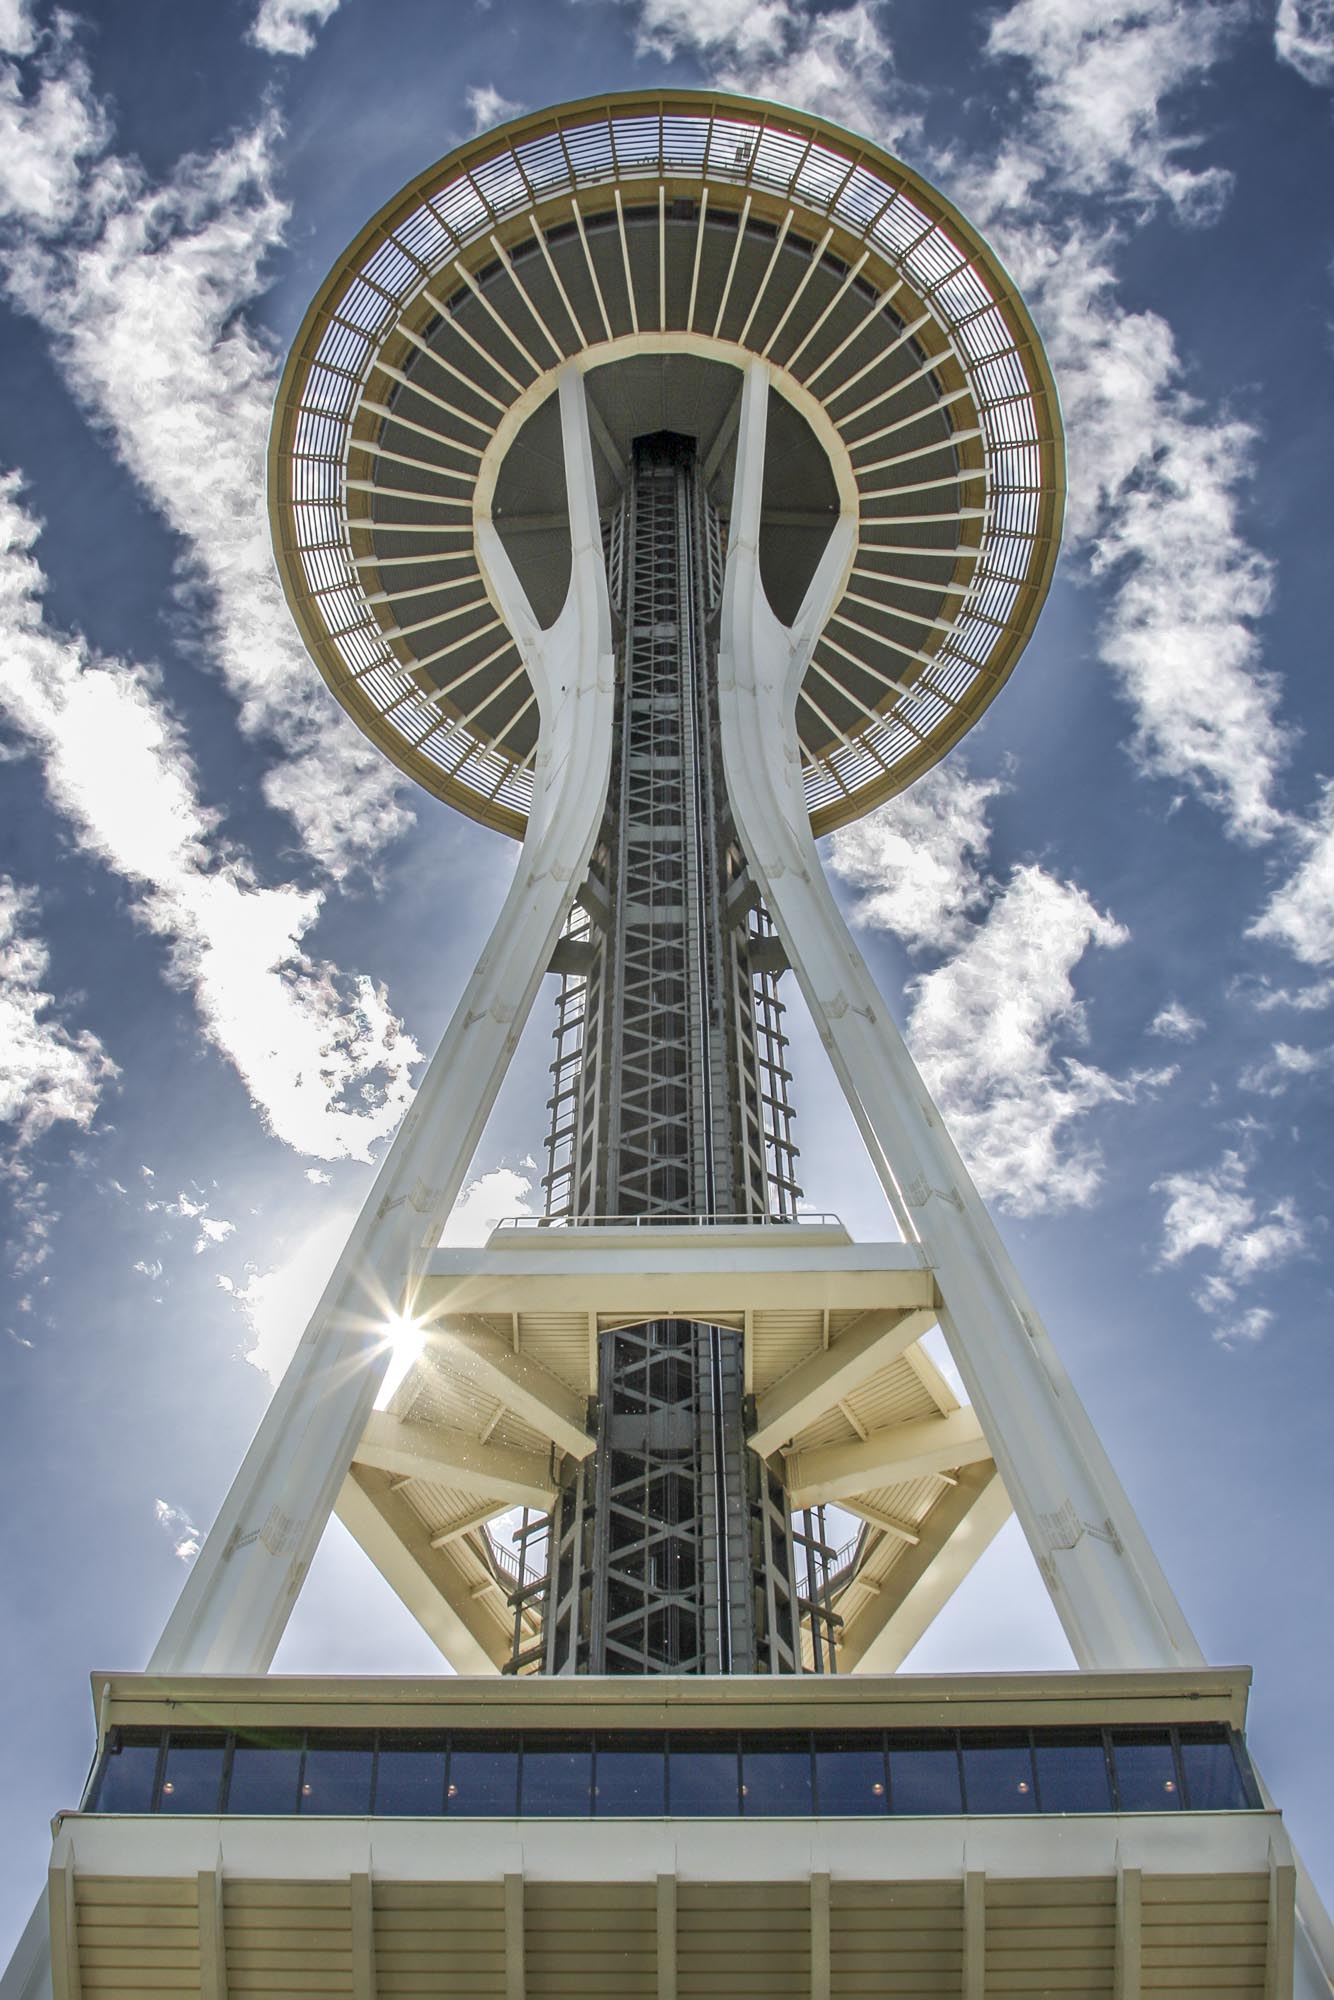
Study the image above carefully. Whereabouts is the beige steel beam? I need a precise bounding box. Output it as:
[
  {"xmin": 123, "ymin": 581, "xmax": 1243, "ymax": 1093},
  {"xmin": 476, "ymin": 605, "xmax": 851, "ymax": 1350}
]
[
  {"xmin": 416, "ymin": 1238, "xmax": 933, "ymax": 1321},
  {"xmin": 337, "ymin": 1470, "xmax": 506, "ymax": 1674},
  {"xmin": 835, "ymin": 1462, "xmax": 1009, "ymax": 1674},
  {"xmin": 197, "ymin": 1871, "xmax": 225, "ymax": 2000},
  {"xmin": 504, "ymin": 1874, "xmax": 525, "ymax": 2000},
  {"xmin": 1115, "ymin": 1866, "xmax": 1141, "ymax": 2000},
  {"xmin": 786, "ymin": 1408, "xmax": 992, "ymax": 1506},
  {"xmin": 425, "ymin": 1323, "xmax": 593, "ymax": 1460},
  {"xmin": 350, "ymin": 1874, "xmax": 376, "ymax": 2000},
  {"xmin": 657, "ymin": 1875, "xmax": 677, "ymax": 2000},
  {"xmin": 353, "ymin": 1410, "xmax": 556, "ymax": 1509},
  {"xmin": 749, "ymin": 1305, "xmax": 936, "ymax": 1456},
  {"xmin": 963, "ymin": 1871, "xmax": 986, "ymax": 2000}
]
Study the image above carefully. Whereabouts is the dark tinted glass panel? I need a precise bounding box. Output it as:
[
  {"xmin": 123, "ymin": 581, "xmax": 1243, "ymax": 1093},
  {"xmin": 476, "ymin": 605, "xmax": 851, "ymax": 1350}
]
[
  {"xmin": 962, "ymin": 1735, "xmax": 1036, "ymax": 1814},
  {"xmin": 448, "ymin": 1736, "xmax": 519, "ymax": 1815},
  {"xmin": 158, "ymin": 1734, "xmax": 225, "ymax": 1814},
  {"xmin": 227, "ymin": 1735, "xmax": 304, "ymax": 1815},
  {"xmin": 300, "ymin": 1736, "xmax": 374, "ymax": 1815},
  {"xmin": 594, "ymin": 1740, "xmax": 666, "ymax": 1816},
  {"xmin": 521, "ymin": 1736, "xmax": 592, "ymax": 1817},
  {"xmin": 742, "ymin": 1735, "xmax": 813, "ymax": 1815},
  {"xmin": 815, "ymin": 1738, "xmax": 888, "ymax": 1815},
  {"xmin": 1179, "ymin": 1733, "xmax": 1249, "ymax": 1810},
  {"xmin": 889, "ymin": 1734, "xmax": 962, "ymax": 1815},
  {"xmin": 1112, "ymin": 1731, "xmax": 1180, "ymax": 1812},
  {"xmin": 1033, "ymin": 1733, "xmax": 1112, "ymax": 1814},
  {"xmin": 92, "ymin": 1732, "xmax": 160, "ymax": 1813},
  {"xmin": 374, "ymin": 1736, "xmax": 447, "ymax": 1815},
  {"xmin": 669, "ymin": 1735, "xmax": 739, "ymax": 1816}
]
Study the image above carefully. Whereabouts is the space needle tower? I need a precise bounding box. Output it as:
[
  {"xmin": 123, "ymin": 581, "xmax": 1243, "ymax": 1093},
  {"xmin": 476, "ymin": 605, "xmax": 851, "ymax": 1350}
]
[{"xmin": 6, "ymin": 89, "xmax": 1332, "ymax": 2000}]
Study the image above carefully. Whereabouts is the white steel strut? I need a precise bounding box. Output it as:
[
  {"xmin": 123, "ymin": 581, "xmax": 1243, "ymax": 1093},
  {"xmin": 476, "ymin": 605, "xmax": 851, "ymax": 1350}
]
[
  {"xmin": 715, "ymin": 356, "xmax": 1334, "ymax": 1995},
  {"xmin": 150, "ymin": 363, "xmax": 616, "ymax": 1681}
]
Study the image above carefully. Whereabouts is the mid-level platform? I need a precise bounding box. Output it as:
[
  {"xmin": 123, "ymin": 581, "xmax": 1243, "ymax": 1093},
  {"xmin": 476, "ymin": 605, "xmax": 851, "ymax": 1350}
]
[
  {"xmin": 341, "ymin": 1219, "xmax": 1006, "ymax": 1676},
  {"xmin": 46, "ymin": 1666, "xmax": 1295, "ymax": 1997}
]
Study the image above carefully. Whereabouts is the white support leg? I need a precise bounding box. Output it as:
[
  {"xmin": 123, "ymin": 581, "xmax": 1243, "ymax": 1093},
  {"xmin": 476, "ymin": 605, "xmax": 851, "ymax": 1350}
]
[
  {"xmin": 716, "ymin": 358, "xmax": 1198, "ymax": 1675},
  {"xmin": 719, "ymin": 356, "xmax": 1334, "ymax": 1996},
  {"xmin": 149, "ymin": 362, "xmax": 615, "ymax": 1679}
]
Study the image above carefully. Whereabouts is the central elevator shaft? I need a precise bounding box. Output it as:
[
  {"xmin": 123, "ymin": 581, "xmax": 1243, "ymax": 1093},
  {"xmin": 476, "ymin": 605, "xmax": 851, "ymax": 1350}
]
[{"xmin": 532, "ymin": 433, "xmax": 805, "ymax": 1675}]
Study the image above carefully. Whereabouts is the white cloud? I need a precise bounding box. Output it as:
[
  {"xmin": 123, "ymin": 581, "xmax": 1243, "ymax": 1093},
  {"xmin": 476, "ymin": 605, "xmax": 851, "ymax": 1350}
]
[
  {"xmin": 1251, "ymin": 977, "xmax": 1334, "ymax": 1014},
  {"xmin": 1212, "ymin": 1305, "xmax": 1274, "ymax": 1349},
  {"xmin": 955, "ymin": 10, "xmax": 1288, "ymax": 846},
  {"xmin": 986, "ymin": 0, "xmax": 1243, "ymax": 222},
  {"xmin": 1276, "ymin": 0, "xmax": 1334, "ymax": 83},
  {"xmin": 824, "ymin": 762, "xmax": 1002, "ymax": 956},
  {"xmin": 305, "ymin": 1167, "xmax": 332, "ymax": 1185},
  {"xmin": 725, "ymin": 2, "xmax": 913, "ymax": 143},
  {"xmin": 617, "ymin": 0, "xmax": 918, "ymax": 150},
  {"xmin": 0, "ymin": 476, "xmax": 421, "ymax": 1159},
  {"xmin": 465, "ymin": 84, "xmax": 521, "ymax": 134},
  {"xmin": 154, "ymin": 1496, "xmax": 201, "ymax": 1563},
  {"xmin": 223, "ymin": 1165, "xmax": 536, "ymax": 1389},
  {"xmin": 628, "ymin": 0, "xmax": 790, "ymax": 57},
  {"xmin": 0, "ymin": 0, "xmax": 36, "ymax": 58},
  {"xmin": 903, "ymin": 865, "xmax": 1165, "ymax": 1213},
  {"xmin": 1157, "ymin": 1149, "xmax": 1255, "ymax": 1263},
  {"xmin": 1239, "ymin": 1040, "xmax": 1327, "ymax": 1097},
  {"xmin": 1149, "ymin": 999, "xmax": 1204, "ymax": 1042},
  {"xmin": 440, "ymin": 1165, "xmax": 535, "ymax": 1244},
  {"xmin": 0, "ymin": 36, "xmax": 411, "ymax": 877},
  {"xmin": 619, "ymin": 0, "xmax": 1285, "ymax": 847},
  {"xmin": 0, "ymin": 874, "xmax": 116, "ymax": 1147},
  {"xmin": 1155, "ymin": 1148, "xmax": 1306, "ymax": 1332},
  {"xmin": 1249, "ymin": 781, "xmax": 1334, "ymax": 966},
  {"xmin": 220, "ymin": 1203, "xmax": 352, "ymax": 1383},
  {"xmin": 248, "ymin": 0, "xmax": 341, "ymax": 57},
  {"xmin": 0, "ymin": 17, "xmax": 104, "ymax": 229},
  {"xmin": 150, "ymin": 1189, "xmax": 238, "ymax": 1254},
  {"xmin": 133, "ymin": 1258, "xmax": 163, "ymax": 1281}
]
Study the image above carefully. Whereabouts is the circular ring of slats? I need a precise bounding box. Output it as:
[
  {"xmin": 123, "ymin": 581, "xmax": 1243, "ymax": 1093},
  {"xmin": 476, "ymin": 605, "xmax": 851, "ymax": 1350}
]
[{"xmin": 268, "ymin": 89, "xmax": 1065, "ymax": 840}]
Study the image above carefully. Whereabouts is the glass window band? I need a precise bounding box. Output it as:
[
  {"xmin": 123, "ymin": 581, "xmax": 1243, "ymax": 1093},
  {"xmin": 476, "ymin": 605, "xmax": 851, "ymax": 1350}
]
[{"xmin": 85, "ymin": 1721, "xmax": 1261, "ymax": 1819}]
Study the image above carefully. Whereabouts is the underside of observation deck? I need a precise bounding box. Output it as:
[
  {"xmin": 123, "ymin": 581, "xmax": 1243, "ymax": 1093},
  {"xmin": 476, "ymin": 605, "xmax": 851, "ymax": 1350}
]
[{"xmin": 269, "ymin": 89, "xmax": 1063, "ymax": 842}]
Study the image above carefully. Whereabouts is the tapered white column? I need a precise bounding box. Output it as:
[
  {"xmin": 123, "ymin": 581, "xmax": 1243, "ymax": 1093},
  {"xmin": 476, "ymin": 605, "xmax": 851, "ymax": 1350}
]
[
  {"xmin": 716, "ymin": 358, "xmax": 1199, "ymax": 1674},
  {"xmin": 149, "ymin": 364, "xmax": 616, "ymax": 1677}
]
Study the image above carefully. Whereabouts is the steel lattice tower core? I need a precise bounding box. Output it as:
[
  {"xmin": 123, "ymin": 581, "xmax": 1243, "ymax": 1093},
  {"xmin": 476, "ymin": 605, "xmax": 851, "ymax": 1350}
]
[
  {"xmin": 7, "ymin": 89, "xmax": 1332, "ymax": 2000},
  {"xmin": 536, "ymin": 432, "xmax": 804, "ymax": 1676}
]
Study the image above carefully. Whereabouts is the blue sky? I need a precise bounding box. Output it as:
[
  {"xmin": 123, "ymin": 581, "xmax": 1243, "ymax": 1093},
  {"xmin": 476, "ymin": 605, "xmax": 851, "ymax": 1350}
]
[{"xmin": 1, "ymin": 0, "xmax": 1332, "ymax": 1960}]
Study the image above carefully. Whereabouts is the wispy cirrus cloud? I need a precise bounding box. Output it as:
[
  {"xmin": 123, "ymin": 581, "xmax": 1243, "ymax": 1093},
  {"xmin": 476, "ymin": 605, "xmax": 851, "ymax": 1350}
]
[
  {"xmin": 1155, "ymin": 1146, "xmax": 1307, "ymax": 1342},
  {"xmin": 144, "ymin": 1185, "xmax": 238, "ymax": 1256},
  {"xmin": 826, "ymin": 766, "xmax": 1167, "ymax": 1213},
  {"xmin": 1149, "ymin": 999, "xmax": 1204, "ymax": 1042},
  {"xmin": 0, "ymin": 18, "xmax": 410, "ymax": 878},
  {"xmin": 248, "ymin": 0, "xmax": 343, "ymax": 58},
  {"xmin": 465, "ymin": 84, "xmax": 522, "ymax": 134},
  {"xmin": 984, "ymin": 0, "xmax": 1243, "ymax": 223},
  {"xmin": 0, "ymin": 475, "xmax": 420, "ymax": 1160},
  {"xmin": 1275, "ymin": 0, "xmax": 1334, "ymax": 84},
  {"xmin": 617, "ymin": 0, "xmax": 919, "ymax": 149},
  {"xmin": 0, "ymin": 874, "xmax": 116, "ymax": 1149},
  {"xmin": 1239, "ymin": 1040, "xmax": 1329, "ymax": 1097},
  {"xmin": 154, "ymin": 1496, "xmax": 202, "ymax": 1563},
  {"xmin": 824, "ymin": 763, "xmax": 1003, "ymax": 957},
  {"xmin": 958, "ymin": 1, "xmax": 1287, "ymax": 847},
  {"xmin": 904, "ymin": 866, "xmax": 1172, "ymax": 1214},
  {"xmin": 1249, "ymin": 780, "xmax": 1334, "ymax": 969}
]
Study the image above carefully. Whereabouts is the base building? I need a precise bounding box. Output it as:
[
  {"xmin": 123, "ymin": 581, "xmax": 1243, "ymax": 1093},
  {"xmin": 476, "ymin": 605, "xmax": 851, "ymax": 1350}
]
[{"xmin": 5, "ymin": 89, "xmax": 1330, "ymax": 2000}]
